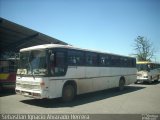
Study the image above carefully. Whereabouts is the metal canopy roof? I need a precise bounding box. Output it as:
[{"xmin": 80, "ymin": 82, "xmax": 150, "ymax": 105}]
[{"xmin": 0, "ymin": 17, "xmax": 68, "ymax": 52}]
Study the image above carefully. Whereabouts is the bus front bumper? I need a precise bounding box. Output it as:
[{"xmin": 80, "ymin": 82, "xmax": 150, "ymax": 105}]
[
  {"xmin": 15, "ymin": 88, "xmax": 49, "ymax": 99},
  {"xmin": 136, "ymin": 78, "xmax": 153, "ymax": 83}
]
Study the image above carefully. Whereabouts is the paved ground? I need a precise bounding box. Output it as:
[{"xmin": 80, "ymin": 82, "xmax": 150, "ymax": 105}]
[{"xmin": 0, "ymin": 81, "xmax": 160, "ymax": 114}]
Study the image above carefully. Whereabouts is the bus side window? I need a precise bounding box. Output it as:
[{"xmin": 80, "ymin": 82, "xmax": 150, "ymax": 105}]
[
  {"xmin": 100, "ymin": 55, "xmax": 110, "ymax": 66},
  {"xmin": 132, "ymin": 59, "xmax": 136, "ymax": 67},
  {"xmin": 111, "ymin": 56, "xmax": 120, "ymax": 67},
  {"xmin": 86, "ymin": 52, "xmax": 98, "ymax": 66},
  {"xmin": 120, "ymin": 57, "xmax": 128, "ymax": 67},
  {"xmin": 68, "ymin": 50, "xmax": 84, "ymax": 66},
  {"xmin": 54, "ymin": 52, "xmax": 67, "ymax": 76},
  {"xmin": 124, "ymin": 58, "xmax": 128, "ymax": 67},
  {"xmin": 100, "ymin": 56, "xmax": 105, "ymax": 65}
]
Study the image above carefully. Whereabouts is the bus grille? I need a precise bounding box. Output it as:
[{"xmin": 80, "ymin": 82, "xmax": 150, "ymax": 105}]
[{"xmin": 16, "ymin": 83, "xmax": 41, "ymax": 90}]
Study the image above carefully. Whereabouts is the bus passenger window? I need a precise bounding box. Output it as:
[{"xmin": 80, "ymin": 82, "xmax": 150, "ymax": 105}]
[
  {"xmin": 86, "ymin": 53, "xmax": 97, "ymax": 66},
  {"xmin": 68, "ymin": 50, "xmax": 84, "ymax": 66},
  {"xmin": 54, "ymin": 52, "xmax": 67, "ymax": 76},
  {"xmin": 100, "ymin": 57, "xmax": 105, "ymax": 65},
  {"xmin": 100, "ymin": 55, "xmax": 111, "ymax": 66}
]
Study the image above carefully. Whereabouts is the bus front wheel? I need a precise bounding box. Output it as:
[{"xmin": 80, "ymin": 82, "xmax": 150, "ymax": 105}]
[
  {"xmin": 119, "ymin": 78, "xmax": 125, "ymax": 91},
  {"xmin": 62, "ymin": 84, "xmax": 75, "ymax": 102}
]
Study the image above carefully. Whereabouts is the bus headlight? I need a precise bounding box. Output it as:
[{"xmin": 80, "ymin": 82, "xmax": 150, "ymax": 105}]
[{"xmin": 143, "ymin": 76, "xmax": 148, "ymax": 78}]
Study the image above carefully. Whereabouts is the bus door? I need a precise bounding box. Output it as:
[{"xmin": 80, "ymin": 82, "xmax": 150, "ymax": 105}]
[{"xmin": 49, "ymin": 49, "xmax": 67, "ymax": 97}]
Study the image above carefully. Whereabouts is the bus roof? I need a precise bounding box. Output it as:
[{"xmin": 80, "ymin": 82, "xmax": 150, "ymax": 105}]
[{"xmin": 20, "ymin": 44, "xmax": 135, "ymax": 59}]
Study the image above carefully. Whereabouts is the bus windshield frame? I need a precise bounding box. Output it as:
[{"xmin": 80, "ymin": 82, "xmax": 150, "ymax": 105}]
[
  {"xmin": 17, "ymin": 50, "xmax": 48, "ymax": 76},
  {"xmin": 136, "ymin": 63, "xmax": 150, "ymax": 72}
]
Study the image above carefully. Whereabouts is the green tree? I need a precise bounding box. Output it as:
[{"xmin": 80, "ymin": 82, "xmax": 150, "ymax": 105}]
[{"xmin": 134, "ymin": 36, "xmax": 154, "ymax": 61}]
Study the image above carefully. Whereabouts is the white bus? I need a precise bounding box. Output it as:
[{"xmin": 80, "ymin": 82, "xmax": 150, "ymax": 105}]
[
  {"xmin": 16, "ymin": 44, "xmax": 136, "ymax": 101},
  {"xmin": 136, "ymin": 61, "xmax": 160, "ymax": 83}
]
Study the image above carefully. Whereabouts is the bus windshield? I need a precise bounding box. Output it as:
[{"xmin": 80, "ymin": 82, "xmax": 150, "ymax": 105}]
[
  {"xmin": 136, "ymin": 64, "xmax": 149, "ymax": 71},
  {"xmin": 17, "ymin": 50, "xmax": 47, "ymax": 76}
]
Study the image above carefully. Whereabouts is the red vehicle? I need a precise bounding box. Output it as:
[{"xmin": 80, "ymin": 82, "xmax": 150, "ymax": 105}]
[{"xmin": 0, "ymin": 59, "xmax": 17, "ymax": 91}]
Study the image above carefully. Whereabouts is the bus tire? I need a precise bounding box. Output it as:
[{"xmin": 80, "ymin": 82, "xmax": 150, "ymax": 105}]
[
  {"xmin": 148, "ymin": 76, "xmax": 152, "ymax": 84},
  {"xmin": 119, "ymin": 77, "xmax": 125, "ymax": 91},
  {"xmin": 62, "ymin": 84, "xmax": 75, "ymax": 102},
  {"xmin": 154, "ymin": 75, "xmax": 159, "ymax": 82},
  {"xmin": 157, "ymin": 75, "xmax": 159, "ymax": 81}
]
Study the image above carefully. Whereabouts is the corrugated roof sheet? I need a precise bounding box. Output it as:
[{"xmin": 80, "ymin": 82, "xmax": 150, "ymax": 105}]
[{"xmin": 0, "ymin": 17, "xmax": 68, "ymax": 52}]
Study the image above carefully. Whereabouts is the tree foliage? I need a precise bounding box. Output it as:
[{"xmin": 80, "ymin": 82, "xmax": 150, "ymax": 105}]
[{"xmin": 134, "ymin": 36, "xmax": 154, "ymax": 61}]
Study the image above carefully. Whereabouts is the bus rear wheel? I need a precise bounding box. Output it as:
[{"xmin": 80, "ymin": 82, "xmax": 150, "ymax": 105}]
[
  {"xmin": 62, "ymin": 84, "xmax": 75, "ymax": 102},
  {"xmin": 119, "ymin": 78, "xmax": 125, "ymax": 91},
  {"xmin": 154, "ymin": 75, "xmax": 159, "ymax": 82}
]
